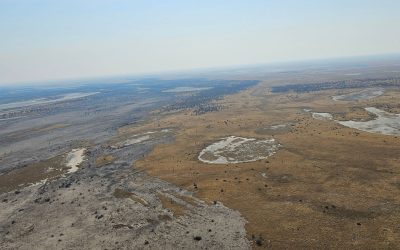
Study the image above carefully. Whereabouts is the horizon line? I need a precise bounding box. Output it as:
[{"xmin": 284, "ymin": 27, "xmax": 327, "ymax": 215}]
[{"xmin": 1, "ymin": 52, "xmax": 399, "ymax": 87}]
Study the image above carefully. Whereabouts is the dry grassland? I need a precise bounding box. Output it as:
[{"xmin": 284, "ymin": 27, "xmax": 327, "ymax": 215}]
[{"xmin": 120, "ymin": 82, "xmax": 400, "ymax": 249}]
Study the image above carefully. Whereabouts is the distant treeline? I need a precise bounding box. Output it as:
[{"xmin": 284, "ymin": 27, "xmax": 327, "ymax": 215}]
[
  {"xmin": 163, "ymin": 80, "xmax": 258, "ymax": 114},
  {"xmin": 271, "ymin": 78, "xmax": 400, "ymax": 93}
]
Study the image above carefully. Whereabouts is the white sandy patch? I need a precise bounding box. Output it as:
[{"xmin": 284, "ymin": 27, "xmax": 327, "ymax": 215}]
[
  {"xmin": 0, "ymin": 116, "xmax": 25, "ymax": 121},
  {"xmin": 66, "ymin": 148, "xmax": 86, "ymax": 174},
  {"xmin": 312, "ymin": 112, "xmax": 333, "ymax": 120},
  {"xmin": 309, "ymin": 107, "xmax": 400, "ymax": 136},
  {"xmin": 332, "ymin": 88, "xmax": 384, "ymax": 101},
  {"xmin": 122, "ymin": 135, "xmax": 150, "ymax": 146},
  {"xmin": 45, "ymin": 167, "xmax": 55, "ymax": 173},
  {"xmin": 25, "ymin": 149, "xmax": 86, "ymax": 188},
  {"xmin": 270, "ymin": 123, "xmax": 290, "ymax": 130},
  {"xmin": 338, "ymin": 107, "xmax": 400, "ymax": 135},
  {"xmin": 114, "ymin": 129, "xmax": 172, "ymax": 149},
  {"xmin": 29, "ymin": 178, "xmax": 48, "ymax": 187},
  {"xmin": 198, "ymin": 136, "xmax": 280, "ymax": 164},
  {"xmin": 306, "ymin": 109, "xmax": 333, "ymax": 121},
  {"xmin": 0, "ymin": 92, "xmax": 99, "ymax": 110},
  {"xmin": 111, "ymin": 128, "xmax": 171, "ymax": 149}
]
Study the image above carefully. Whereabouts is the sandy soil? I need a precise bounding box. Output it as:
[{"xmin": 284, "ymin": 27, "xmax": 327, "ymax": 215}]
[
  {"xmin": 332, "ymin": 88, "xmax": 384, "ymax": 101},
  {"xmin": 198, "ymin": 136, "xmax": 280, "ymax": 164},
  {"xmin": 311, "ymin": 112, "xmax": 333, "ymax": 120},
  {"xmin": 309, "ymin": 107, "xmax": 400, "ymax": 136},
  {"xmin": 338, "ymin": 107, "xmax": 400, "ymax": 135},
  {"xmin": 65, "ymin": 148, "xmax": 86, "ymax": 174},
  {"xmin": 0, "ymin": 132, "xmax": 250, "ymax": 250}
]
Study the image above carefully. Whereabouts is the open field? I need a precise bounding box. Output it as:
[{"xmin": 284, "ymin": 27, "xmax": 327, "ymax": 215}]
[
  {"xmin": 1, "ymin": 61, "xmax": 400, "ymax": 249},
  {"xmin": 130, "ymin": 81, "xmax": 400, "ymax": 249},
  {"xmin": 2, "ymin": 1, "xmax": 400, "ymax": 248}
]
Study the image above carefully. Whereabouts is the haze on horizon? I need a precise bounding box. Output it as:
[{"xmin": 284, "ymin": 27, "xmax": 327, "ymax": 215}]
[{"xmin": 1, "ymin": 0, "xmax": 400, "ymax": 85}]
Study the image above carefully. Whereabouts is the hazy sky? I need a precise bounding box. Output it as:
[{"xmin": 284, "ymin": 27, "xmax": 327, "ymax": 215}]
[{"xmin": 1, "ymin": 0, "xmax": 400, "ymax": 84}]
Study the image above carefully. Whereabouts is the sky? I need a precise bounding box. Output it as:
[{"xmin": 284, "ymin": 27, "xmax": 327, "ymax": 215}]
[{"xmin": 0, "ymin": 0, "xmax": 400, "ymax": 85}]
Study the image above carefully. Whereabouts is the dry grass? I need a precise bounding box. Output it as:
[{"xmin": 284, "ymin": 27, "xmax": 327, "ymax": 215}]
[
  {"xmin": 0, "ymin": 154, "xmax": 67, "ymax": 193},
  {"xmin": 113, "ymin": 188, "xmax": 148, "ymax": 206},
  {"xmin": 128, "ymin": 83, "xmax": 400, "ymax": 249},
  {"xmin": 174, "ymin": 194, "xmax": 199, "ymax": 207},
  {"xmin": 157, "ymin": 192, "xmax": 187, "ymax": 217},
  {"xmin": 34, "ymin": 124, "xmax": 70, "ymax": 133},
  {"xmin": 333, "ymin": 107, "xmax": 376, "ymax": 121},
  {"xmin": 95, "ymin": 155, "xmax": 115, "ymax": 167}
]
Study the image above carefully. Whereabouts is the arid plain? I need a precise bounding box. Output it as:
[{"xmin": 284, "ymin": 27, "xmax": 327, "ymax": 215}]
[
  {"xmin": 128, "ymin": 73, "xmax": 400, "ymax": 248},
  {"xmin": 1, "ymin": 62, "xmax": 400, "ymax": 249}
]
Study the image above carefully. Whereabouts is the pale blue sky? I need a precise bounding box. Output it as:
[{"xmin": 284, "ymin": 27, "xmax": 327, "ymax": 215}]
[{"xmin": 1, "ymin": 0, "xmax": 399, "ymax": 84}]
